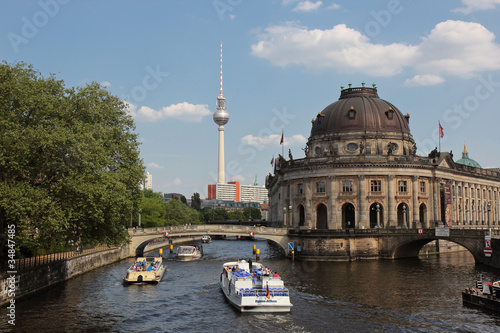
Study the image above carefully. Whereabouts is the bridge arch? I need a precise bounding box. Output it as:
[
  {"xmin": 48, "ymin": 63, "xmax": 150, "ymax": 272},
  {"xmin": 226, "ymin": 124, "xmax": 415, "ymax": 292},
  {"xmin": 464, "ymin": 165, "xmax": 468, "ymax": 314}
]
[{"xmin": 390, "ymin": 237, "xmax": 481, "ymax": 262}]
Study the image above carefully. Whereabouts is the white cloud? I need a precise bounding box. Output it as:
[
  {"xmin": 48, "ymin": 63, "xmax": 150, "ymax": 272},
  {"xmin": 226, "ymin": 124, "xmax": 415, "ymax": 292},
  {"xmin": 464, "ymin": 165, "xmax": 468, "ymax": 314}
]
[
  {"xmin": 229, "ymin": 14, "xmax": 236, "ymax": 21},
  {"xmin": 125, "ymin": 102, "xmax": 211, "ymax": 122},
  {"xmin": 101, "ymin": 81, "xmax": 111, "ymax": 87},
  {"xmin": 147, "ymin": 162, "xmax": 164, "ymax": 169},
  {"xmin": 327, "ymin": 3, "xmax": 341, "ymax": 10},
  {"xmin": 251, "ymin": 20, "xmax": 500, "ymax": 81},
  {"xmin": 231, "ymin": 175, "xmax": 246, "ymax": 183},
  {"xmin": 167, "ymin": 178, "xmax": 182, "ymax": 187},
  {"xmin": 404, "ymin": 74, "xmax": 445, "ymax": 87},
  {"xmin": 241, "ymin": 133, "xmax": 307, "ymax": 147},
  {"xmin": 293, "ymin": 1, "xmax": 322, "ymax": 12},
  {"xmin": 453, "ymin": 0, "xmax": 500, "ymax": 13}
]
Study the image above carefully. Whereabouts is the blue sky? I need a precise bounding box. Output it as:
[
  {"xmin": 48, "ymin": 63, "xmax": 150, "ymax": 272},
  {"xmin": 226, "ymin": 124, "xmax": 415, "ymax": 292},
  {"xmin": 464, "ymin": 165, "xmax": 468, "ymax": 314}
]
[{"xmin": 3, "ymin": 0, "xmax": 500, "ymax": 198}]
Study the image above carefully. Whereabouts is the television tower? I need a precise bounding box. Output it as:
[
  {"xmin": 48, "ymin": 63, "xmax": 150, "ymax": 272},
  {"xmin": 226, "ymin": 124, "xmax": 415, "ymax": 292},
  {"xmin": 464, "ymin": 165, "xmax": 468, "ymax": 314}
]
[{"xmin": 213, "ymin": 41, "xmax": 229, "ymax": 184}]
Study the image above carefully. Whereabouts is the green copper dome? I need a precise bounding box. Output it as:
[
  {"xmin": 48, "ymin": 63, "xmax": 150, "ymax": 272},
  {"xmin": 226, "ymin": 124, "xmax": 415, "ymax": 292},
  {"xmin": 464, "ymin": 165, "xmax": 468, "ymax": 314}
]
[{"xmin": 455, "ymin": 145, "xmax": 481, "ymax": 168}]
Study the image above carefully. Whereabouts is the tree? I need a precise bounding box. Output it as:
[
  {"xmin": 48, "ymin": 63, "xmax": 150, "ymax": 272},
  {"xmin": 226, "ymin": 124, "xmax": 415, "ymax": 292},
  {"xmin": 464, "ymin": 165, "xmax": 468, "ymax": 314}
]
[
  {"xmin": 137, "ymin": 190, "xmax": 166, "ymax": 228},
  {"xmin": 228, "ymin": 210, "xmax": 245, "ymax": 220},
  {"xmin": 0, "ymin": 62, "xmax": 144, "ymax": 257},
  {"xmin": 165, "ymin": 199, "xmax": 201, "ymax": 225},
  {"xmin": 180, "ymin": 195, "xmax": 187, "ymax": 205},
  {"xmin": 191, "ymin": 192, "xmax": 201, "ymax": 211},
  {"xmin": 243, "ymin": 207, "xmax": 262, "ymax": 221}
]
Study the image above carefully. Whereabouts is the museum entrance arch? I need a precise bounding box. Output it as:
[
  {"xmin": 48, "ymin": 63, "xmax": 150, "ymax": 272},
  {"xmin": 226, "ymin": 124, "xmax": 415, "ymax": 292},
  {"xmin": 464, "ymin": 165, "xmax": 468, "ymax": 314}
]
[
  {"xmin": 397, "ymin": 203, "xmax": 409, "ymax": 228},
  {"xmin": 316, "ymin": 203, "xmax": 328, "ymax": 229},
  {"xmin": 419, "ymin": 203, "xmax": 427, "ymax": 228},
  {"xmin": 342, "ymin": 203, "xmax": 355, "ymax": 229},
  {"xmin": 369, "ymin": 203, "xmax": 384, "ymax": 228},
  {"xmin": 298, "ymin": 205, "xmax": 305, "ymax": 227}
]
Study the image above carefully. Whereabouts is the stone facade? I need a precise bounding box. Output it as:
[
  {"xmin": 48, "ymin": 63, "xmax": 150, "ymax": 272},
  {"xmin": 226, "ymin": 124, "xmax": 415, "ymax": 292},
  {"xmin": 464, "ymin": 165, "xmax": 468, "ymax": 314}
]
[{"xmin": 266, "ymin": 86, "xmax": 500, "ymax": 230}]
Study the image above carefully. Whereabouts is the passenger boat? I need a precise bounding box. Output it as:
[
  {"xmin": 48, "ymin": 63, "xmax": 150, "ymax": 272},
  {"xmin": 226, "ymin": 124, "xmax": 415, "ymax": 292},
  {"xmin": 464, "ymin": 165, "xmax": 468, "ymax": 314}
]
[
  {"xmin": 219, "ymin": 259, "xmax": 292, "ymax": 313},
  {"xmin": 175, "ymin": 245, "xmax": 203, "ymax": 261},
  {"xmin": 462, "ymin": 275, "xmax": 500, "ymax": 313},
  {"xmin": 201, "ymin": 235, "xmax": 212, "ymax": 243},
  {"xmin": 123, "ymin": 256, "xmax": 165, "ymax": 284}
]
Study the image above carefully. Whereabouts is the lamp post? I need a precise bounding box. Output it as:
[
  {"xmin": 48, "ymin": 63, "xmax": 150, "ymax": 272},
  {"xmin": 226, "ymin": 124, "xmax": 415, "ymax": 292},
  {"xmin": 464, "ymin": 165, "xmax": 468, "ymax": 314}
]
[
  {"xmin": 376, "ymin": 203, "xmax": 381, "ymax": 228},
  {"xmin": 488, "ymin": 202, "xmax": 492, "ymax": 232},
  {"xmin": 403, "ymin": 204, "xmax": 407, "ymax": 228},
  {"xmin": 283, "ymin": 207, "xmax": 287, "ymax": 226},
  {"xmin": 289, "ymin": 205, "xmax": 293, "ymax": 228}
]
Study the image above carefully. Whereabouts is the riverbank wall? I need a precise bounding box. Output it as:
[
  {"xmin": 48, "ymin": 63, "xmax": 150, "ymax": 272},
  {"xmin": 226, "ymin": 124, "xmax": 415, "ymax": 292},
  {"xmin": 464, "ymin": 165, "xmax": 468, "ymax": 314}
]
[{"xmin": 0, "ymin": 245, "xmax": 130, "ymax": 307}]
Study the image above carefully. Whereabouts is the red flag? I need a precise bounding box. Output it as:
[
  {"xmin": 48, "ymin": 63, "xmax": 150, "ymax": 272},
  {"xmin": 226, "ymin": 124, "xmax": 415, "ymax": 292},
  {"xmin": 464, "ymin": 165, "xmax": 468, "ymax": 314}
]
[
  {"xmin": 280, "ymin": 130, "xmax": 284, "ymax": 145},
  {"xmin": 266, "ymin": 283, "xmax": 270, "ymax": 299},
  {"xmin": 270, "ymin": 156, "xmax": 274, "ymax": 166},
  {"xmin": 439, "ymin": 123, "xmax": 444, "ymax": 138}
]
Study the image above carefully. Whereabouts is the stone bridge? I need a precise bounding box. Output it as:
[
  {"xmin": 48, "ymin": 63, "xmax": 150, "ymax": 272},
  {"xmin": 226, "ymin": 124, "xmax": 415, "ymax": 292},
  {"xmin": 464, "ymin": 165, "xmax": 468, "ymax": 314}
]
[
  {"xmin": 128, "ymin": 225, "xmax": 495, "ymax": 263},
  {"xmin": 128, "ymin": 225, "xmax": 288, "ymax": 257}
]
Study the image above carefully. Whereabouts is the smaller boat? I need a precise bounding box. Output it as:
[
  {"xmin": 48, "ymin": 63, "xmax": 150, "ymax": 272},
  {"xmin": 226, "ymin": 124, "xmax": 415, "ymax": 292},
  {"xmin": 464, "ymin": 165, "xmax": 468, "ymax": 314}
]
[
  {"xmin": 175, "ymin": 245, "xmax": 203, "ymax": 261},
  {"xmin": 123, "ymin": 256, "xmax": 165, "ymax": 284},
  {"xmin": 201, "ymin": 235, "xmax": 212, "ymax": 243},
  {"xmin": 462, "ymin": 274, "xmax": 500, "ymax": 313}
]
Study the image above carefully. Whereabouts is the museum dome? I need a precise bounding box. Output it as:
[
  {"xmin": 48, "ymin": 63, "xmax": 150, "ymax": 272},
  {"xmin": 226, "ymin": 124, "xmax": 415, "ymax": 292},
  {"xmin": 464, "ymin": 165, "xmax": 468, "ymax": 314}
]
[
  {"xmin": 310, "ymin": 85, "xmax": 411, "ymax": 138},
  {"xmin": 456, "ymin": 144, "xmax": 481, "ymax": 168}
]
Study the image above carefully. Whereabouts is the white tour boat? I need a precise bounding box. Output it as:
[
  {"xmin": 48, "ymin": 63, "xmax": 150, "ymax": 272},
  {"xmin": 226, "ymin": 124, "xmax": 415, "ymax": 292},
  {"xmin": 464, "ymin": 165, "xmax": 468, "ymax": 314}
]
[
  {"xmin": 219, "ymin": 259, "xmax": 292, "ymax": 313},
  {"xmin": 201, "ymin": 235, "xmax": 212, "ymax": 243},
  {"xmin": 175, "ymin": 245, "xmax": 203, "ymax": 261},
  {"xmin": 123, "ymin": 256, "xmax": 166, "ymax": 284}
]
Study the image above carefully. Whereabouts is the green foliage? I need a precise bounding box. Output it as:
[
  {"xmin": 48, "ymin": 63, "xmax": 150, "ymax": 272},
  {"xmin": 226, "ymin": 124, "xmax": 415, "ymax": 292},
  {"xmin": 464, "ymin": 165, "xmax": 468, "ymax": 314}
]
[
  {"xmin": 138, "ymin": 190, "xmax": 166, "ymax": 228},
  {"xmin": 243, "ymin": 207, "xmax": 262, "ymax": 221},
  {"xmin": 180, "ymin": 195, "xmax": 187, "ymax": 205},
  {"xmin": 228, "ymin": 210, "xmax": 245, "ymax": 220},
  {"xmin": 0, "ymin": 62, "xmax": 144, "ymax": 256},
  {"xmin": 165, "ymin": 199, "xmax": 201, "ymax": 225},
  {"xmin": 213, "ymin": 208, "xmax": 228, "ymax": 221},
  {"xmin": 191, "ymin": 192, "xmax": 201, "ymax": 211}
]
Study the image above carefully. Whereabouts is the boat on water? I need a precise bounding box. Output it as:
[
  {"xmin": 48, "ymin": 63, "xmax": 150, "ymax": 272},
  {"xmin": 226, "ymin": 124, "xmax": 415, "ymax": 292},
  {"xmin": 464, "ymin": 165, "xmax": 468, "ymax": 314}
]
[
  {"xmin": 123, "ymin": 256, "xmax": 165, "ymax": 284},
  {"xmin": 201, "ymin": 235, "xmax": 212, "ymax": 243},
  {"xmin": 219, "ymin": 259, "xmax": 292, "ymax": 313},
  {"xmin": 175, "ymin": 245, "xmax": 203, "ymax": 261},
  {"xmin": 462, "ymin": 274, "xmax": 500, "ymax": 312}
]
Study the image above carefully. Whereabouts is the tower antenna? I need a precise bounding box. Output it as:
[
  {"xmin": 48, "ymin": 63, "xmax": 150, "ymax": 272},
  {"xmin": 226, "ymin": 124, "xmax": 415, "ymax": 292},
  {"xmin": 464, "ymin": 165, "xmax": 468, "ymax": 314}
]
[{"xmin": 220, "ymin": 41, "xmax": 223, "ymax": 97}]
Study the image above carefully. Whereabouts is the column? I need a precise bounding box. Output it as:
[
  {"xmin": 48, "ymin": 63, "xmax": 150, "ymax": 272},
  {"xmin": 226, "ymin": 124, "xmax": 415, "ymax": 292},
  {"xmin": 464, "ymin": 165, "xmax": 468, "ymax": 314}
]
[
  {"xmin": 412, "ymin": 176, "xmax": 419, "ymax": 228},
  {"xmin": 358, "ymin": 175, "xmax": 367, "ymax": 229},
  {"xmin": 305, "ymin": 180, "xmax": 313, "ymax": 228},
  {"xmin": 387, "ymin": 175, "xmax": 396, "ymax": 227},
  {"xmin": 329, "ymin": 176, "xmax": 338, "ymax": 229},
  {"xmin": 432, "ymin": 178, "xmax": 441, "ymax": 226}
]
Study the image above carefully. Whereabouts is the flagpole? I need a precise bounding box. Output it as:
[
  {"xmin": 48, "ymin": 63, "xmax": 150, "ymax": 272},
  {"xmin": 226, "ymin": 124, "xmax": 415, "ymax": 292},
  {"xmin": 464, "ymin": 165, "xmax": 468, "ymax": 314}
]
[{"xmin": 438, "ymin": 121, "xmax": 441, "ymax": 153}]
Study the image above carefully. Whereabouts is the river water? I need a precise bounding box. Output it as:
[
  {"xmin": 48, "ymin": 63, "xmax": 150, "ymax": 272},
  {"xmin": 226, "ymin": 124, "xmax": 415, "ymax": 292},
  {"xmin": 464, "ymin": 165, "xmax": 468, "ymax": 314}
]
[{"xmin": 2, "ymin": 239, "xmax": 500, "ymax": 332}]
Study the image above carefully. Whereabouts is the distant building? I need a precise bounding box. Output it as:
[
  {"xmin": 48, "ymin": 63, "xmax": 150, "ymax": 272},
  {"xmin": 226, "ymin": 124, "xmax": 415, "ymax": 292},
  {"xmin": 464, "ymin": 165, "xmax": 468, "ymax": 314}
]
[
  {"xmin": 162, "ymin": 193, "xmax": 183, "ymax": 202},
  {"xmin": 145, "ymin": 172, "xmax": 153, "ymax": 190},
  {"xmin": 207, "ymin": 181, "xmax": 268, "ymax": 204}
]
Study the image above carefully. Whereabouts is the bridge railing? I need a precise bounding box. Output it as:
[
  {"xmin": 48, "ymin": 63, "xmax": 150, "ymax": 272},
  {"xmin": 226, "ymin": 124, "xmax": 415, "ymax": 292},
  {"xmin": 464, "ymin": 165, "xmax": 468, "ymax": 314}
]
[{"xmin": 128, "ymin": 224, "xmax": 288, "ymax": 236}]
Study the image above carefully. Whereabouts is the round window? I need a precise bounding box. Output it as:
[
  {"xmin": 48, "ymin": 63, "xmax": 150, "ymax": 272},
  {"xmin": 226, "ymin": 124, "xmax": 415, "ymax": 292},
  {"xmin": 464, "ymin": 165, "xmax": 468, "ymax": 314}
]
[
  {"xmin": 346, "ymin": 143, "xmax": 358, "ymax": 152},
  {"xmin": 315, "ymin": 146, "xmax": 322, "ymax": 156}
]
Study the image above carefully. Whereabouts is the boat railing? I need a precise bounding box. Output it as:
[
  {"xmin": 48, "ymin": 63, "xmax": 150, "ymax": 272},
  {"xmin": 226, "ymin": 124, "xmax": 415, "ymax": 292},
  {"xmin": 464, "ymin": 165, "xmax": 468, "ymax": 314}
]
[{"xmin": 237, "ymin": 287, "xmax": 289, "ymax": 297}]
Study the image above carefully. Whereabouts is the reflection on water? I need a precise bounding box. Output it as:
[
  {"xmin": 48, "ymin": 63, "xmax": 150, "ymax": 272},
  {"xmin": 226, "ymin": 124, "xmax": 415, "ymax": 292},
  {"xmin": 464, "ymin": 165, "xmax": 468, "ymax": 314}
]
[{"xmin": 2, "ymin": 239, "xmax": 500, "ymax": 332}]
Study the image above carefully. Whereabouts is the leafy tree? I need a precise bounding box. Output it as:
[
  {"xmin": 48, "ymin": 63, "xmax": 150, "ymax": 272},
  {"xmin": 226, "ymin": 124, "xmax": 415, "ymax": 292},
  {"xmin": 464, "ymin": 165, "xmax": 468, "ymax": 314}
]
[
  {"xmin": 243, "ymin": 207, "xmax": 262, "ymax": 221},
  {"xmin": 191, "ymin": 192, "xmax": 201, "ymax": 211},
  {"xmin": 0, "ymin": 62, "xmax": 144, "ymax": 257},
  {"xmin": 165, "ymin": 199, "xmax": 201, "ymax": 225},
  {"xmin": 180, "ymin": 195, "xmax": 187, "ymax": 205},
  {"xmin": 228, "ymin": 210, "xmax": 245, "ymax": 220},
  {"xmin": 137, "ymin": 190, "xmax": 166, "ymax": 227},
  {"xmin": 213, "ymin": 208, "xmax": 228, "ymax": 221}
]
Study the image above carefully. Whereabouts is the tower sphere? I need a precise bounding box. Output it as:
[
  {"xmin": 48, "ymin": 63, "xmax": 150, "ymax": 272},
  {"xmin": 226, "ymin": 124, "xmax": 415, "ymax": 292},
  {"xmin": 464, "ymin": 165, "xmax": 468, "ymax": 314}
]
[{"xmin": 213, "ymin": 102, "xmax": 229, "ymax": 125}]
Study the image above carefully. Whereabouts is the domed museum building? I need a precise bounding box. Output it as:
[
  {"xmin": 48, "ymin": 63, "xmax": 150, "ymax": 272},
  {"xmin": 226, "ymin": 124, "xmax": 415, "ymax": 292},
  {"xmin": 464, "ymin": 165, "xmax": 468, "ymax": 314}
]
[{"xmin": 266, "ymin": 84, "xmax": 500, "ymax": 230}]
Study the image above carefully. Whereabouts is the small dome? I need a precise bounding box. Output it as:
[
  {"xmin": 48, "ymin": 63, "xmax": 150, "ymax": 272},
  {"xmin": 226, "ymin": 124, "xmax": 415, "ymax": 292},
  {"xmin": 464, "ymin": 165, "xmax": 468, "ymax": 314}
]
[
  {"xmin": 456, "ymin": 144, "xmax": 481, "ymax": 168},
  {"xmin": 310, "ymin": 86, "xmax": 411, "ymax": 137}
]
